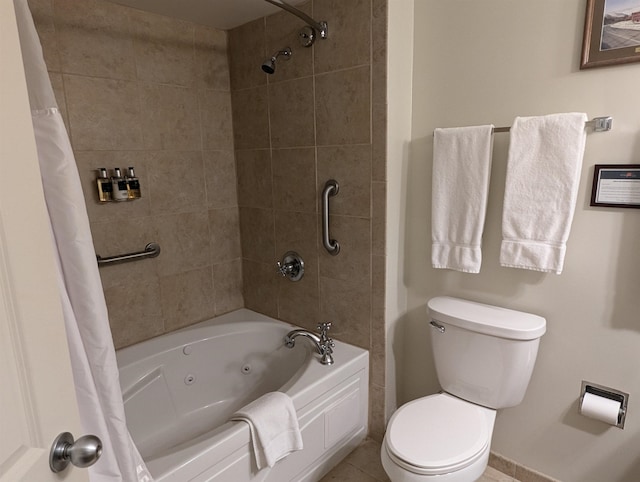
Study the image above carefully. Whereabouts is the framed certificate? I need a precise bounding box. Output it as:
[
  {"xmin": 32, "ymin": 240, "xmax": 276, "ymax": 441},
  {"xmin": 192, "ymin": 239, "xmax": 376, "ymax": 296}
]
[{"xmin": 590, "ymin": 164, "xmax": 640, "ymax": 208}]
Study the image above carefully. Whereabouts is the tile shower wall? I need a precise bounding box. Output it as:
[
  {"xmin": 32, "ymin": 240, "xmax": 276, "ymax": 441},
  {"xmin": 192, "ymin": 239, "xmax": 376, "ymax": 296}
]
[
  {"xmin": 29, "ymin": 0, "xmax": 243, "ymax": 348},
  {"xmin": 228, "ymin": 0, "xmax": 388, "ymax": 440}
]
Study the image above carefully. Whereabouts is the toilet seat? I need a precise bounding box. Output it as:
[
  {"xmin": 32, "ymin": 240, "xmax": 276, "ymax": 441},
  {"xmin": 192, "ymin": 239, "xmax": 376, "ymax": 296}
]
[{"xmin": 384, "ymin": 394, "xmax": 491, "ymax": 476}]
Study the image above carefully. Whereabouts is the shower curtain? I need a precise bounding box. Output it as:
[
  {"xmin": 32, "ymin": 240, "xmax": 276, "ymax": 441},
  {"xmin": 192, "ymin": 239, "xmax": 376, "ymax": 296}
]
[{"xmin": 14, "ymin": 1, "xmax": 153, "ymax": 481}]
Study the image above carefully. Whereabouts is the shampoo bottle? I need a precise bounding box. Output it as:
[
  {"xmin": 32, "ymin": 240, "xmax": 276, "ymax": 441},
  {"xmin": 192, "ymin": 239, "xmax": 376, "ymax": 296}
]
[
  {"xmin": 111, "ymin": 168, "xmax": 129, "ymax": 201},
  {"xmin": 125, "ymin": 167, "xmax": 141, "ymax": 199},
  {"xmin": 96, "ymin": 168, "xmax": 113, "ymax": 202}
]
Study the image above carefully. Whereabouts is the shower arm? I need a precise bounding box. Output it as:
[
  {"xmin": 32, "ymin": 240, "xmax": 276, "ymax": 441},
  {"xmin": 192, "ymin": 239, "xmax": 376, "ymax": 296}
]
[{"xmin": 263, "ymin": 0, "xmax": 328, "ymax": 39}]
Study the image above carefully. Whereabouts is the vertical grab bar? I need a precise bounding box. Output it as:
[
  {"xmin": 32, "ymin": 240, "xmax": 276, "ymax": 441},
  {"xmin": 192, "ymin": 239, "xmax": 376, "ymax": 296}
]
[{"xmin": 322, "ymin": 180, "xmax": 340, "ymax": 255}]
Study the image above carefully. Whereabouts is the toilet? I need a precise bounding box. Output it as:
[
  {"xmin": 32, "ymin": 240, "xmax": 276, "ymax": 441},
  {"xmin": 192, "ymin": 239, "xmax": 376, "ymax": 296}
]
[{"xmin": 381, "ymin": 296, "xmax": 546, "ymax": 482}]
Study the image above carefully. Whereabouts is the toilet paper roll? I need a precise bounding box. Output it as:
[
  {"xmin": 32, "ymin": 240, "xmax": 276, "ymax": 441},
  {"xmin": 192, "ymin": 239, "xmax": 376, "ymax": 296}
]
[{"xmin": 580, "ymin": 392, "xmax": 621, "ymax": 425}]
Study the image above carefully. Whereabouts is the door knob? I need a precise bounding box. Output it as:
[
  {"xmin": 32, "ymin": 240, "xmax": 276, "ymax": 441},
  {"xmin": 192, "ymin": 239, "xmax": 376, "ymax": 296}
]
[{"xmin": 49, "ymin": 432, "xmax": 102, "ymax": 473}]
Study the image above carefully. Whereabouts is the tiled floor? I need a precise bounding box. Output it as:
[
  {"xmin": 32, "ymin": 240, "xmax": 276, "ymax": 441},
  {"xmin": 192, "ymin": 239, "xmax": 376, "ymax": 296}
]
[{"xmin": 319, "ymin": 438, "xmax": 518, "ymax": 482}]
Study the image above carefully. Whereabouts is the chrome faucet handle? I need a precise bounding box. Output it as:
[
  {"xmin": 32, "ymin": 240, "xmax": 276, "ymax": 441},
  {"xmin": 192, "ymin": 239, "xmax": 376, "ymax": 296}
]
[
  {"xmin": 317, "ymin": 322, "xmax": 332, "ymax": 334},
  {"xmin": 276, "ymin": 260, "xmax": 290, "ymax": 277},
  {"xmin": 276, "ymin": 251, "xmax": 305, "ymax": 281}
]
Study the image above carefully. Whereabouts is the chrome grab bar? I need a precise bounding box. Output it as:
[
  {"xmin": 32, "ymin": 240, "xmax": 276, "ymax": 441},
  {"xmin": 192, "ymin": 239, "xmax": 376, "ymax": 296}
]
[
  {"xmin": 321, "ymin": 180, "xmax": 340, "ymax": 255},
  {"xmin": 96, "ymin": 242, "xmax": 160, "ymax": 266}
]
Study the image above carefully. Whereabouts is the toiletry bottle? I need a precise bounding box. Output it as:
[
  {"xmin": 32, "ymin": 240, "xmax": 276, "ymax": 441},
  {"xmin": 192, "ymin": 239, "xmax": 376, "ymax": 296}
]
[
  {"xmin": 111, "ymin": 168, "xmax": 129, "ymax": 201},
  {"xmin": 96, "ymin": 167, "xmax": 113, "ymax": 202},
  {"xmin": 125, "ymin": 166, "xmax": 141, "ymax": 199}
]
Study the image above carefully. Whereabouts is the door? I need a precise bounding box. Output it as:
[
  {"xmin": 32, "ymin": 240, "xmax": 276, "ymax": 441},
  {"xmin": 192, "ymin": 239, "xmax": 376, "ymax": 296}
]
[{"xmin": 0, "ymin": 0, "xmax": 88, "ymax": 480}]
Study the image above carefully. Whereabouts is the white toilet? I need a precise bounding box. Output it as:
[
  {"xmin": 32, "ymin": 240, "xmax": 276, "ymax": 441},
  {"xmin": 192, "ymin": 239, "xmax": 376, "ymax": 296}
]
[{"xmin": 381, "ymin": 296, "xmax": 546, "ymax": 482}]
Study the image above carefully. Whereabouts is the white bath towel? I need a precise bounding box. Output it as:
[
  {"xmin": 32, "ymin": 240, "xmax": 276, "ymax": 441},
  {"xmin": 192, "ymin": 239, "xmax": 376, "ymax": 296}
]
[
  {"xmin": 230, "ymin": 391, "xmax": 303, "ymax": 470},
  {"xmin": 500, "ymin": 113, "xmax": 587, "ymax": 274},
  {"xmin": 432, "ymin": 125, "xmax": 494, "ymax": 273}
]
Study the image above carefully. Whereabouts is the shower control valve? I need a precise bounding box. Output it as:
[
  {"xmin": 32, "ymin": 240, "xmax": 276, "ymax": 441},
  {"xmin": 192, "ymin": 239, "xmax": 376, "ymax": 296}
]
[{"xmin": 276, "ymin": 251, "xmax": 305, "ymax": 282}]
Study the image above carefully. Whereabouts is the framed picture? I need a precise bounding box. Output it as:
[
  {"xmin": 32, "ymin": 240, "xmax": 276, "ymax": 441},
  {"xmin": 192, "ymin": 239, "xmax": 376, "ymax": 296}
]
[
  {"xmin": 590, "ymin": 164, "xmax": 640, "ymax": 208},
  {"xmin": 581, "ymin": 0, "xmax": 640, "ymax": 69}
]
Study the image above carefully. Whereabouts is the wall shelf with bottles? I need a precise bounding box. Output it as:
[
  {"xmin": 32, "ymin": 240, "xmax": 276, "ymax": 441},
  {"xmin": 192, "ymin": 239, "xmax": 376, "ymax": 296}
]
[{"xmin": 96, "ymin": 167, "xmax": 141, "ymax": 202}]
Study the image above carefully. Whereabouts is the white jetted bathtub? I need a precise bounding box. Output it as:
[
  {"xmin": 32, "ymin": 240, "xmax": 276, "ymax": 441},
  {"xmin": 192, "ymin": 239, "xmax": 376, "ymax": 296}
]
[{"xmin": 117, "ymin": 309, "xmax": 369, "ymax": 481}]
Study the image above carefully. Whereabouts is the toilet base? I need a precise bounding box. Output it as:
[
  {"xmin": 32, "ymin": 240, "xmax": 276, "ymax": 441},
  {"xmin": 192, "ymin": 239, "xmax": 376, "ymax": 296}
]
[{"xmin": 380, "ymin": 439, "xmax": 489, "ymax": 482}]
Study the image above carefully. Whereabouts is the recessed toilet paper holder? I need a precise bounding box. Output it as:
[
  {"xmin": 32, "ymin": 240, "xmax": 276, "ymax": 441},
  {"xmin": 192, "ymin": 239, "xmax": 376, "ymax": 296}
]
[{"xmin": 580, "ymin": 380, "xmax": 629, "ymax": 429}]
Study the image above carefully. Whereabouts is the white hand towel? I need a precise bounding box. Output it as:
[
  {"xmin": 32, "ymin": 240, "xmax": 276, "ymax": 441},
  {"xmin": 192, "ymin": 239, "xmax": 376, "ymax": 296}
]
[
  {"xmin": 230, "ymin": 391, "xmax": 303, "ymax": 470},
  {"xmin": 432, "ymin": 125, "xmax": 494, "ymax": 273},
  {"xmin": 500, "ymin": 113, "xmax": 587, "ymax": 274}
]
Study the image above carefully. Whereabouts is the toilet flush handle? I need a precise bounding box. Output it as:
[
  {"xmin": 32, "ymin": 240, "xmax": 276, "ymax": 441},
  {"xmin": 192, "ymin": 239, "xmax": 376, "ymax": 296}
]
[{"xmin": 429, "ymin": 320, "xmax": 445, "ymax": 333}]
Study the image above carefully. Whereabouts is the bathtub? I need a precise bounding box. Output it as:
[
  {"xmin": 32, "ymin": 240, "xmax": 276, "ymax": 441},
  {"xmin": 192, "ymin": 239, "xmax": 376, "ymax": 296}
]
[{"xmin": 117, "ymin": 308, "xmax": 369, "ymax": 481}]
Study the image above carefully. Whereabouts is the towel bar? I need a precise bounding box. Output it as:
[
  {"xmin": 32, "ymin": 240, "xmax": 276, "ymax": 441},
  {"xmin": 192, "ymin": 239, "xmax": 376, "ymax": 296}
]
[{"xmin": 438, "ymin": 116, "xmax": 613, "ymax": 134}]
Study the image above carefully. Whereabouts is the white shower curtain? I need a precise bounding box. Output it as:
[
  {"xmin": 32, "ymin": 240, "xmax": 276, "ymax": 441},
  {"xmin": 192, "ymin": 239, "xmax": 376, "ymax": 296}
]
[{"xmin": 14, "ymin": 1, "xmax": 153, "ymax": 481}]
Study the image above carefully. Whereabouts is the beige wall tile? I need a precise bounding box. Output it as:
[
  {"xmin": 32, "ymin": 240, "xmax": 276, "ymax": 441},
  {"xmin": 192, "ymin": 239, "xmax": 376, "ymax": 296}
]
[
  {"xmin": 320, "ymin": 276, "xmax": 371, "ymax": 349},
  {"xmin": 204, "ymin": 150, "xmax": 237, "ymax": 209},
  {"xmin": 278, "ymin": 268, "xmax": 319, "ymax": 330},
  {"xmin": 372, "ymin": 0, "xmax": 388, "ymax": 105},
  {"xmin": 139, "ymin": 82, "xmax": 201, "ymax": 151},
  {"xmin": 105, "ymin": 278, "xmax": 163, "ymax": 349},
  {"xmin": 200, "ymin": 89, "xmax": 234, "ymax": 150},
  {"xmin": 515, "ymin": 465, "xmax": 561, "ymax": 482},
  {"xmin": 231, "ymin": 86, "xmax": 270, "ymax": 149},
  {"xmin": 315, "ymin": 66, "xmax": 371, "ymax": 146},
  {"xmin": 131, "ymin": 9, "xmax": 196, "ymax": 87},
  {"xmin": 54, "ymin": 0, "xmax": 135, "ymax": 79},
  {"xmin": 368, "ymin": 383, "xmax": 386, "ymax": 442},
  {"xmin": 313, "ymin": 0, "xmax": 371, "ymax": 74},
  {"xmin": 372, "ymin": 181, "xmax": 386, "ymax": 256},
  {"xmin": 160, "ymin": 267, "xmax": 215, "ymax": 331},
  {"xmin": 242, "ymin": 260, "xmax": 278, "ymax": 318},
  {"xmin": 489, "ymin": 453, "xmax": 517, "ymax": 477},
  {"xmin": 30, "ymin": 0, "xmax": 61, "ymax": 72},
  {"xmin": 91, "ymin": 216, "xmax": 158, "ymax": 290},
  {"xmin": 147, "ymin": 151, "xmax": 205, "ymax": 215},
  {"xmin": 74, "ymin": 151, "xmax": 151, "ymax": 223},
  {"xmin": 272, "ymin": 148, "xmax": 317, "ymax": 213},
  {"xmin": 28, "ymin": 0, "xmax": 52, "ymax": 16},
  {"xmin": 239, "ymin": 207, "xmax": 275, "ymax": 263},
  {"xmin": 154, "ymin": 210, "xmax": 211, "ymax": 276},
  {"xmin": 317, "ymin": 145, "xmax": 372, "ymax": 218},
  {"xmin": 372, "ymin": 103, "xmax": 387, "ymax": 182},
  {"xmin": 269, "ymin": 77, "xmax": 315, "ymax": 148},
  {"xmin": 209, "ymin": 208, "xmax": 242, "ymax": 263},
  {"xmin": 228, "ymin": 18, "xmax": 266, "ymax": 91},
  {"xmin": 274, "ymin": 210, "xmax": 319, "ymax": 328},
  {"xmin": 371, "ymin": 255, "xmax": 385, "ymax": 387},
  {"xmin": 265, "ymin": 1, "xmax": 313, "ymax": 83},
  {"xmin": 236, "ymin": 149, "xmax": 273, "ymax": 208},
  {"xmin": 213, "ymin": 259, "xmax": 244, "ymax": 315},
  {"xmin": 36, "ymin": 0, "xmax": 270, "ymax": 351},
  {"xmin": 194, "ymin": 25, "xmax": 230, "ymax": 91},
  {"xmin": 319, "ymin": 215, "xmax": 371, "ymax": 282},
  {"xmin": 275, "ymin": 210, "xmax": 318, "ymax": 261},
  {"xmin": 64, "ymin": 74, "xmax": 143, "ymax": 150}
]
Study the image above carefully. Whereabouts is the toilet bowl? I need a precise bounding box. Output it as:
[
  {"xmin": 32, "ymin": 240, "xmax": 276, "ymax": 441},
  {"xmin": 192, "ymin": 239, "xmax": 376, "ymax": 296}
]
[
  {"xmin": 381, "ymin": 394, "xmax": 495, "ymax": 482},
  {"xmin": 381, "ymin": 297, "xmax": 546, "ymax": 482}
]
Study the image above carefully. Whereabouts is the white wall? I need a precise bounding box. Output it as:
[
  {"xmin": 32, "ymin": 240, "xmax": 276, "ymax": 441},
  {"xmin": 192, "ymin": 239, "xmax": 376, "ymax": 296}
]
[
  {"xmin": 385, "ymin": 0, "xmax": 414, "ymax": 420},
  {"xmin": 403, "ymin": 1, "xmax": 640, "ymax": 481}
]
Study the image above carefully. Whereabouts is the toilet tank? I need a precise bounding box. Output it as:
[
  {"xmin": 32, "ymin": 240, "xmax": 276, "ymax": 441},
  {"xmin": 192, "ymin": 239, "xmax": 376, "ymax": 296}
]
[{"xmin": 427, "ymin": 296, "xmax": 546, "ymax": 409}]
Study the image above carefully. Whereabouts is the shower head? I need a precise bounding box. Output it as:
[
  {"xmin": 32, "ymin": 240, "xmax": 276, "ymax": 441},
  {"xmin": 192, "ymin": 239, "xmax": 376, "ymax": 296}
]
[{"xmin": 261, "ymin": 47, "xmax": 291, "ymax": 74}]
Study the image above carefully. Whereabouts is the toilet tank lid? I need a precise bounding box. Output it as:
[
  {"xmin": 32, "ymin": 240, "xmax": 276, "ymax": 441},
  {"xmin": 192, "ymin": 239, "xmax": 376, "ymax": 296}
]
[{"xmin": 427, "ymin": 296, "xmax": 546, "ymax": 340}]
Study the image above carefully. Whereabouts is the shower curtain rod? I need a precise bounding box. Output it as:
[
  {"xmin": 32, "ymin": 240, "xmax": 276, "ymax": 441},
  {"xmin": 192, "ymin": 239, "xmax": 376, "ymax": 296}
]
[{"xmin": 263, "ymin": 0, "xmax": 328, "ymax": 39}]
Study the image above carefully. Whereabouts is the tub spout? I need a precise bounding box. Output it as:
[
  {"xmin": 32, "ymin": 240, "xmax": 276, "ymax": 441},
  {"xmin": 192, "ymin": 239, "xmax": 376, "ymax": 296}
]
[{"xmin": 285, "ymin": 322, "xmax": 334, "ymax": 365}]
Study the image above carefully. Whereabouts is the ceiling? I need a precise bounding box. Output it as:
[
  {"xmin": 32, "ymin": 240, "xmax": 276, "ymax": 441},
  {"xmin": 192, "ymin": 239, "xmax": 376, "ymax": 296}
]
[{"xmin": 107, "ymin": 0, "xmax": 308, "ymax": 30}]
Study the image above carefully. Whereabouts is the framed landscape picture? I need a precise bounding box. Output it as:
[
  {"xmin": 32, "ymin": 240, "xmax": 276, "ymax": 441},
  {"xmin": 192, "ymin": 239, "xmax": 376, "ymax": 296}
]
[{"xmin": 581, "ymin": 0, "xmax": 640, "ymax": 68}]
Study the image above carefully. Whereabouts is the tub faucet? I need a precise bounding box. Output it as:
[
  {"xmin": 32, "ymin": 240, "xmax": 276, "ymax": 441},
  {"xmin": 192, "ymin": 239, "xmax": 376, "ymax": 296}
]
[{"xmin": 285, "ymin": 322, "xmax": 335, "ymax": 365}]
